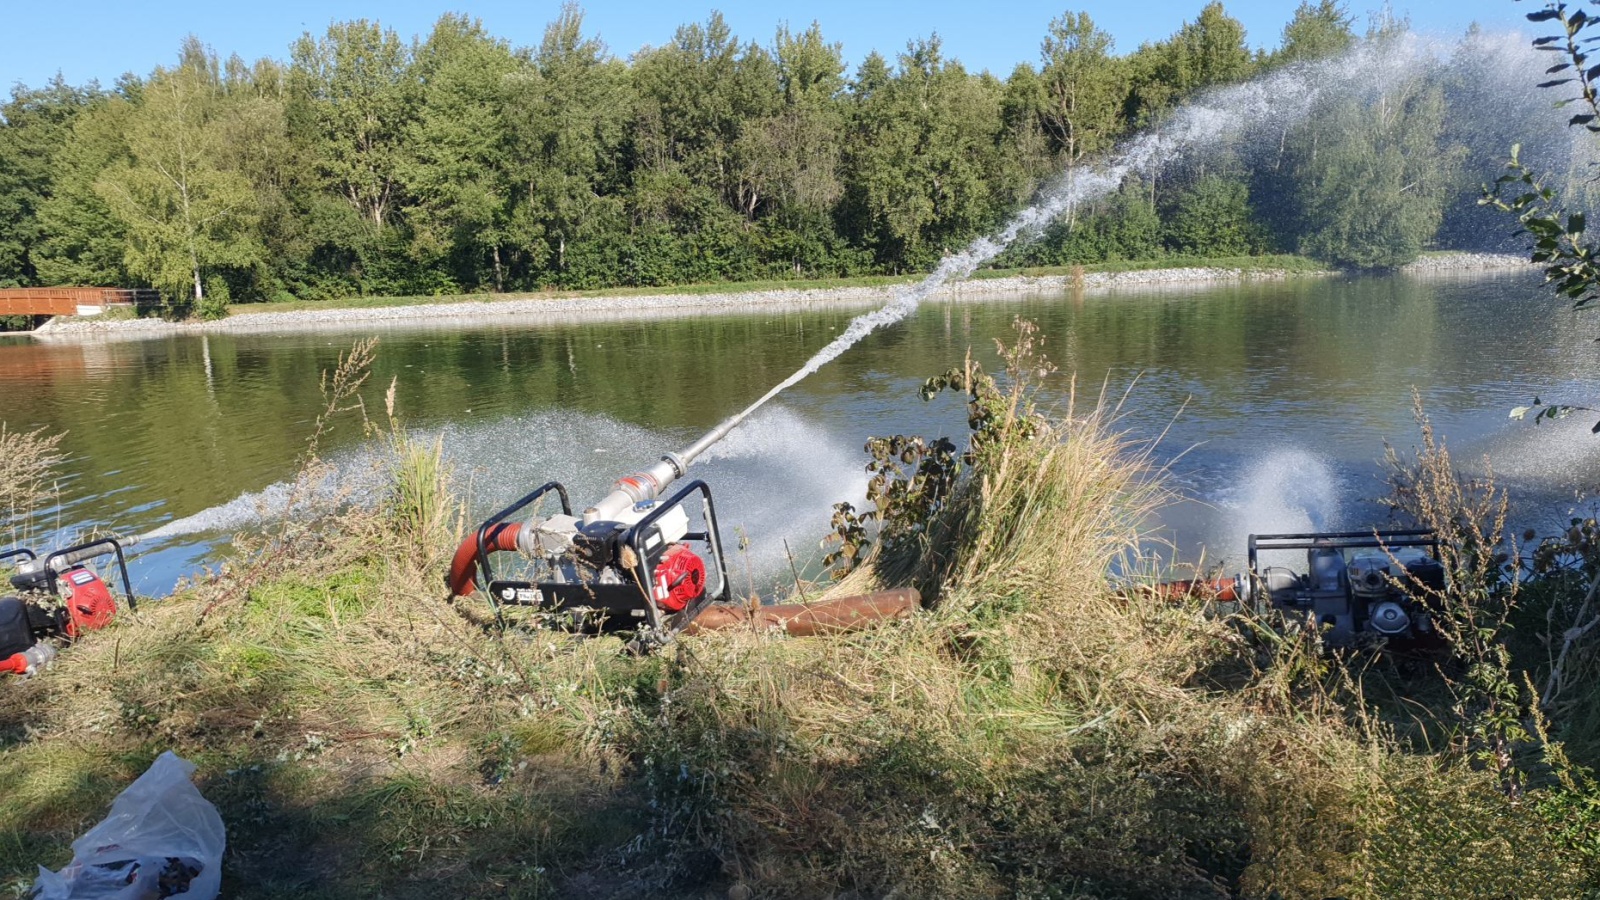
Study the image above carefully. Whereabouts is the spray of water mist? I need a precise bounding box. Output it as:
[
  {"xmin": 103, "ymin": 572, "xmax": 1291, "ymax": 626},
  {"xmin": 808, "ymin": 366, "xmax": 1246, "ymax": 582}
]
[
  {"xmin": 686, "ymin": 31, "xmax": 1557, "ymax": 450},
  {"xmin": 141, "ymin": 30, "xmax": 1566, "ymax": 563},
  {"xmin": 1214, "ymin": 448, "xmax": 1344, "ymax": 569},
  {"xmin": 139, "ymin": 407, "xmax": 869, "ymax": 586}
]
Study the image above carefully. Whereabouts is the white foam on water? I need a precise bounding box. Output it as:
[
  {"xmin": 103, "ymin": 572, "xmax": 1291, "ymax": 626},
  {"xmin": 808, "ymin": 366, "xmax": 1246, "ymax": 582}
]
[{"xmin": 140, "ymin": 459, "xmax": 385, "ymax": 540}]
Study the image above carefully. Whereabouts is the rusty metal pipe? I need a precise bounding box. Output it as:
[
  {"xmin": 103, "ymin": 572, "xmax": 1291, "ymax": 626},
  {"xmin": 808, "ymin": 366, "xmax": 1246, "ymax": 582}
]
[
  {"xmin": 681, "ymin": 588, "xmax": 920, "ymax": 637},
  {"xmin": 1144, "ymin": 577, "xmax": 1242, "ymax": 602}
]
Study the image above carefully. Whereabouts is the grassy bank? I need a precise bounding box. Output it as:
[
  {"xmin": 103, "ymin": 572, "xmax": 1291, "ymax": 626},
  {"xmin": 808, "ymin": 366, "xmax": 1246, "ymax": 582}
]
[
  {"xmin": 0, "ymin": 336, "xmax": 1595, "ymax": 899},
  {"xmin": 188, "ymin": 254, "xmax": 1325, "ymax": 317}
]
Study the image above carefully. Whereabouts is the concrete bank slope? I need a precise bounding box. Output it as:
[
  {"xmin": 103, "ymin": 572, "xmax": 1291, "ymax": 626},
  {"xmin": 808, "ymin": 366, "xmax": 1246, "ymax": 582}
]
[{"xmin": 29, "ymin": 253, "xmax": 1526, "ymax": 341}]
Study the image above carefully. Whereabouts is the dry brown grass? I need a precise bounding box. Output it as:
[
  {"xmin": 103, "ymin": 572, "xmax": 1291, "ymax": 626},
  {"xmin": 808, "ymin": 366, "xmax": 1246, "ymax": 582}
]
[
  {"xmin": 0, "ymin": 341, "xmax": 1593, "ymax": 899},
  {"xmin": 623, "ymin": 348, "xmax": 1594, "ymax": 898},
  {"xmin": 0, "ymin": 423, "xmax": 65, "ymax": 546}
]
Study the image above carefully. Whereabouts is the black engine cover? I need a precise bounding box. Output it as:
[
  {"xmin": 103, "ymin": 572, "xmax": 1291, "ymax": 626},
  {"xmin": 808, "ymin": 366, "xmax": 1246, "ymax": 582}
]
[{"xmin": 0, "ymin": 596, "xmax": 34, "ymax": 658}]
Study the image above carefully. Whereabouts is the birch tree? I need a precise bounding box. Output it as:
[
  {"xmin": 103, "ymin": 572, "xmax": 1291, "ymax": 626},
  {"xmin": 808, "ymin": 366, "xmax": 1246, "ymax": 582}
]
[{"xmin": 95, "ymin": 39, "xmax": 261, "ymax": 303}]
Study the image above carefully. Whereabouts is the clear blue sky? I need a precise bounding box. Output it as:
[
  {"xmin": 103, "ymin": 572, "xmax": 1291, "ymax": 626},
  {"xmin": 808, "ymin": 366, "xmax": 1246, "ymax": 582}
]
[{"xmin": 3, "ymin": 0, "xmax": 1536, "ymax": 92}]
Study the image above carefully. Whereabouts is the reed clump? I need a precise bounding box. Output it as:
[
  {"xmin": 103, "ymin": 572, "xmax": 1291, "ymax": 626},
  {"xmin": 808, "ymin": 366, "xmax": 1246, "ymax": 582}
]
[
  {"xmin": 0, "ymin": 423, "xmax": 65, "ymax": 547},
  {"xmin": 625, "ymin": 324, "xmax": 1595, "ymax": 898},
  {"xmin": 0, "ymin": 336, "xmax": 1593, "ymax": 898}
]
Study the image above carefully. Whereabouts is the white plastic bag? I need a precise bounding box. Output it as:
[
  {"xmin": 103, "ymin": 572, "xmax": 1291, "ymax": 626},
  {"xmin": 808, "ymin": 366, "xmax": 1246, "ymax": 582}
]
[{"xmin": 31, "ymin": 751, "xmax": 225, "ymax": 900}]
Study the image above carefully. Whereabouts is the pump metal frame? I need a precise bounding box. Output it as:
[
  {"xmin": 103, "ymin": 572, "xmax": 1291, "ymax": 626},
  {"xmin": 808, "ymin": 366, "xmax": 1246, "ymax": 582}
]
[
  {"xmin": 1247, "ymin": 529, "xmax": 1440, "ymax": 572},
  {"xmin": 465, "ymin": 479, "xmax": 729, "ymax": 637}
]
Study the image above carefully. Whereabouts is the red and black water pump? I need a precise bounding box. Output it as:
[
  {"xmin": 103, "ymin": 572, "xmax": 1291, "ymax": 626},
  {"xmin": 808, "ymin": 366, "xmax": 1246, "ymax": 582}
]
[
  {"xmin": 446, "ymin": 402, "xmax": 920, "ymax": 648},
  {"xmin": 446, "ymin": 459, "xmax": 730, "ymax": 646},
  {"xmin": 0, "ymin": 536, "xmax": 135, "ymax": 675}
]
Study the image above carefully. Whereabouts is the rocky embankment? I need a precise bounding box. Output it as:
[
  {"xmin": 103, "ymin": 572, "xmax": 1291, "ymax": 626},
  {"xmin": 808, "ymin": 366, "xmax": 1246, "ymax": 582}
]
[
  {"xmin": 31, "ymin": 252, "xmax": 1528, "ymax": 340},
  {"xmin": 1399, "ymin": 251, "xmax": 1535, "ymax": 274}
]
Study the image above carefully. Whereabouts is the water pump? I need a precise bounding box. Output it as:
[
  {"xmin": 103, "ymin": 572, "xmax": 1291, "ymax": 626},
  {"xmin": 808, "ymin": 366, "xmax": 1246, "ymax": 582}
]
[
  {"xmin": 445, "ymin": 458, "xmax": 729, "ymax": 643},
  {"xmin": 1, "ymin": 535, "xmax": 136, "ymax": 675},
  {"xmin": 444, "ymin": 387, "xmax": 924, "ymax": 644},
  {"xmin": 1163, "ymin": 530, "xmax": 1446, "ymax": 647},
  {"xmin": 443, "ymin": 387, "xmax": 760, "ymax": 640}
]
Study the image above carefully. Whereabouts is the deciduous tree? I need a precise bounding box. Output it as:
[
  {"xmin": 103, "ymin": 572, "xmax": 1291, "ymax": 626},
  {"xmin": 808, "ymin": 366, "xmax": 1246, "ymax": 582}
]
[{"xmin": 95, "ymin": 40, "xmax": 263, "ymax": 302}]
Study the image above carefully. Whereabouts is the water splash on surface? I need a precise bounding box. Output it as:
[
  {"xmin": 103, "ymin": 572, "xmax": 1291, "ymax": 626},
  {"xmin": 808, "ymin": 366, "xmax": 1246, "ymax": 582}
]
[
  {"xmin": 138, "ymin": 406, "xmax": 868, "ymax": 589},
  {"xmin": 693, "ymin": 405, "xmax": 872, "ymax": 583},
  {"xmin": 1212, "ymin": 448, "xmax": 1345, "ymax": 570}
]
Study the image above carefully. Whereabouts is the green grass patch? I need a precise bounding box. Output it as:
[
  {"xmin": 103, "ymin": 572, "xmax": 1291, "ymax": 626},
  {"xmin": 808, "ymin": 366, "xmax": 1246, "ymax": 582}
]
[
  {"xmin": 224, "ymin": 254, "xmax": 1325, "ymax": 316},
  {"xmin": 975, "ymin": 252, "xmax": 1327, "ymax": 278}
]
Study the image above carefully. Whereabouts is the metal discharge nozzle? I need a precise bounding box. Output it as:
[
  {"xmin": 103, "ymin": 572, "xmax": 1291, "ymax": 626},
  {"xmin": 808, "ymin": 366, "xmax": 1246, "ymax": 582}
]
[{"xmin": 581, "ymin": 384, "xmax": 787, "ymax": 525}]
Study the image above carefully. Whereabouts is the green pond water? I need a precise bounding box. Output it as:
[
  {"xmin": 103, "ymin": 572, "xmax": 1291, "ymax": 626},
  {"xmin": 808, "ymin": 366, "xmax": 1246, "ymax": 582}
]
[{"xmin": 1, "ymin": 269, "xmax": 1594, "ymax": 595}]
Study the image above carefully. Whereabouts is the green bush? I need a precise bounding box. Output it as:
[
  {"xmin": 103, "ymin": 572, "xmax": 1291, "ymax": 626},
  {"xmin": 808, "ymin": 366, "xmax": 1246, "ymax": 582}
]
[{"xmin": 197, "ymin": 275, "xmax": 231, "ymax": 320}]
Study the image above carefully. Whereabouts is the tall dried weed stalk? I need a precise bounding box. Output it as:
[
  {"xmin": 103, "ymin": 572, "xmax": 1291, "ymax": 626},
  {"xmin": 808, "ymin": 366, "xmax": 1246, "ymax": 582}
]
[
  {"xmin": 1384, "ymin": 394, "xmax": 1537, "ymax": 796},
  {"xmin": 381, "ymin": 376, "xmax": 456, "ymax": 572},
  {"xmin": 0, "ymin": 424, "xmax": 65, "ymax": 545},
  {"xmin": 197, "ymin": 338, "xmax": 379, "ymax": 621}
]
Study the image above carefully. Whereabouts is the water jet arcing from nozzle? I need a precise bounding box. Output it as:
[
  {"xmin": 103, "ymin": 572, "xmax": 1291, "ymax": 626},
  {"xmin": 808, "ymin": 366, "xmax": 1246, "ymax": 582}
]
[{"xmin": 602, "ymin": 32, "xmax": 1549, "ymax": 504}]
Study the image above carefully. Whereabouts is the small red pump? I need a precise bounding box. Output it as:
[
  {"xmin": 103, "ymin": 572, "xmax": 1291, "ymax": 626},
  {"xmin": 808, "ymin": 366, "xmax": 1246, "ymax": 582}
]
[{"xmin": 0, "ymin": 536, "xmax": 135, "ymax": 676}]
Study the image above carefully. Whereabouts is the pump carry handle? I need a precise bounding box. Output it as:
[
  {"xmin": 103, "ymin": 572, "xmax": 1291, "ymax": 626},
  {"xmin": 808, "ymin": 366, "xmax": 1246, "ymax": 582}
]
[{"xmin": 44, "ymin": 536, "xmax": 137, "ymax": 611}]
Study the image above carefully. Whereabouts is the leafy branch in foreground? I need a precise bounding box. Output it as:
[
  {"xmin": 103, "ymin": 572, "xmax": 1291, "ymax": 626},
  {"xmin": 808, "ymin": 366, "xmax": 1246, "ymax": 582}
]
[{"xmin": 1484, "ymin": 1, "xmax": 1600, "ymax": 428}]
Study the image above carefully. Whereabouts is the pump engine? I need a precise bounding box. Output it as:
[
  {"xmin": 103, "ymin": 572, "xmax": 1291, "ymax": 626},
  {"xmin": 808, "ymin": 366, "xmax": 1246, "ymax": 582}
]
[
  {"xmin": 0, "ymin": 536, "xmax": 136, "ymax": 676},
  {"xmin": 1175, "ymin": 530, "xmax": 1445, "ymax": 647}
]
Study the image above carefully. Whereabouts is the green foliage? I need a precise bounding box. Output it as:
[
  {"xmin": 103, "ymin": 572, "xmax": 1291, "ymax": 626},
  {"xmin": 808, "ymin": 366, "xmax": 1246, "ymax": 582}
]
[
  {"xmin": 1164, "ymin": 174, "xmax": 1265, "ymax": 256},
  {"xmin": 824, "ymin": 434, "xmax": 960, "ymax": 577},
  {"xmin": 32, "ymin": 88, "xmax": 133, "ymax": 287},
  {"xmin": 1037, "ymin": 12, "xmax": 1125, "ymax": 164},
  {"xmin": 0, "ymin": 79, "xmax": 99, "ymax": 287},
  {"xmin": 826, "ymin": 319, "xmax": 1047, "ymax": 592},
  {"xmin": 837, "ymin": 35, "xmax": 1011, "ymax": 272},
  {"xmin": 1487, "ymin": 3, "xmax": 1600, "ymax": 436},
  {"xmin": 0, "ymin": 3, "xmax": 1494, "ymax": 296},
  {"xmin": 96, "ymin": 40, "xmax": 264, "ymax": 301},
  {"xmin": 1491, "ymin": 144, "xmax": 1600, "ymax": 308},
  {"xmin": 1290, "ymin": 27, "xmax": 1459, "ymax": 269},
  {"xmin": 399, "ymin": 15, "xmax": 524, "ymax": 292},
  {"xmin": 198, "ymin": 275, "xmax": 231, "ymax": 320},
  {"xmin": 1273, "ymin": 0, "xmax": 1355, "ymax": 66}
]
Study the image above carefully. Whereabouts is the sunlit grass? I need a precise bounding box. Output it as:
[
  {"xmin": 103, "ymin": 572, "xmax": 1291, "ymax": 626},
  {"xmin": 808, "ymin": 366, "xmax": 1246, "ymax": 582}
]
[
  {"xmin": 0, "ymin": 332, "xmax": 1591, "ymax": 898},
  {"xmin": 221, "ymin": 254, "xmax": 1327, "ymax": 315}
]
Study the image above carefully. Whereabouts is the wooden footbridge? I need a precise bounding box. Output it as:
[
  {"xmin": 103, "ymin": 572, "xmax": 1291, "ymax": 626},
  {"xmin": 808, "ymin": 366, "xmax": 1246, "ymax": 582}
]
[{"xmin": 0, "ymin": 287, "xmax": 159, "ymax": 319}]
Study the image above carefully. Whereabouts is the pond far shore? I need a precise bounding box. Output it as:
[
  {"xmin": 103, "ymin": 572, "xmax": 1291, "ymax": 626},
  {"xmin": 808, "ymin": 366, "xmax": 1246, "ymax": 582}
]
[{"xmin": 28, "ymin": 251, "xmax": 1532, "ymax": 341}]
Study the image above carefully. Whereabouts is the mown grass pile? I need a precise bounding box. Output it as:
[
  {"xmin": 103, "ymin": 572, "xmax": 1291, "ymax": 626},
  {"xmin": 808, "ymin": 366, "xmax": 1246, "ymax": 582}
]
[{"xmin": 0, "ymin": 332, "xmax": 1596, "ymax": 899}]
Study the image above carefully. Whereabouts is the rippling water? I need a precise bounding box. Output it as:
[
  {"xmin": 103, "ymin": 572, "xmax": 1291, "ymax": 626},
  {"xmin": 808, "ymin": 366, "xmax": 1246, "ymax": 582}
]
[{"xmin": 2, "ymin": 270, "xmax": 1595, "ymax": 594}]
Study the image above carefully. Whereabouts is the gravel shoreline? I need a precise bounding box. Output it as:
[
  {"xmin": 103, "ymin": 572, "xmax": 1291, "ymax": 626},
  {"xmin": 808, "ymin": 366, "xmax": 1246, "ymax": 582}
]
[
  {"xmin": 30, "ymin": 252, "xmax": 1531, "ymax": 341},
  {"xmin": 1398, "ymin": 251, "xmax": 1535, "ymax": 274}
]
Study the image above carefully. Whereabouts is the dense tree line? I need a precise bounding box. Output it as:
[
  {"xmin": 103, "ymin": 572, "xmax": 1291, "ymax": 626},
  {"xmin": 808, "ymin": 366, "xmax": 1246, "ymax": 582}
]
[{"xmin": 0, "ymin": 2, "xmax": 1557, "ymax": 307}]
